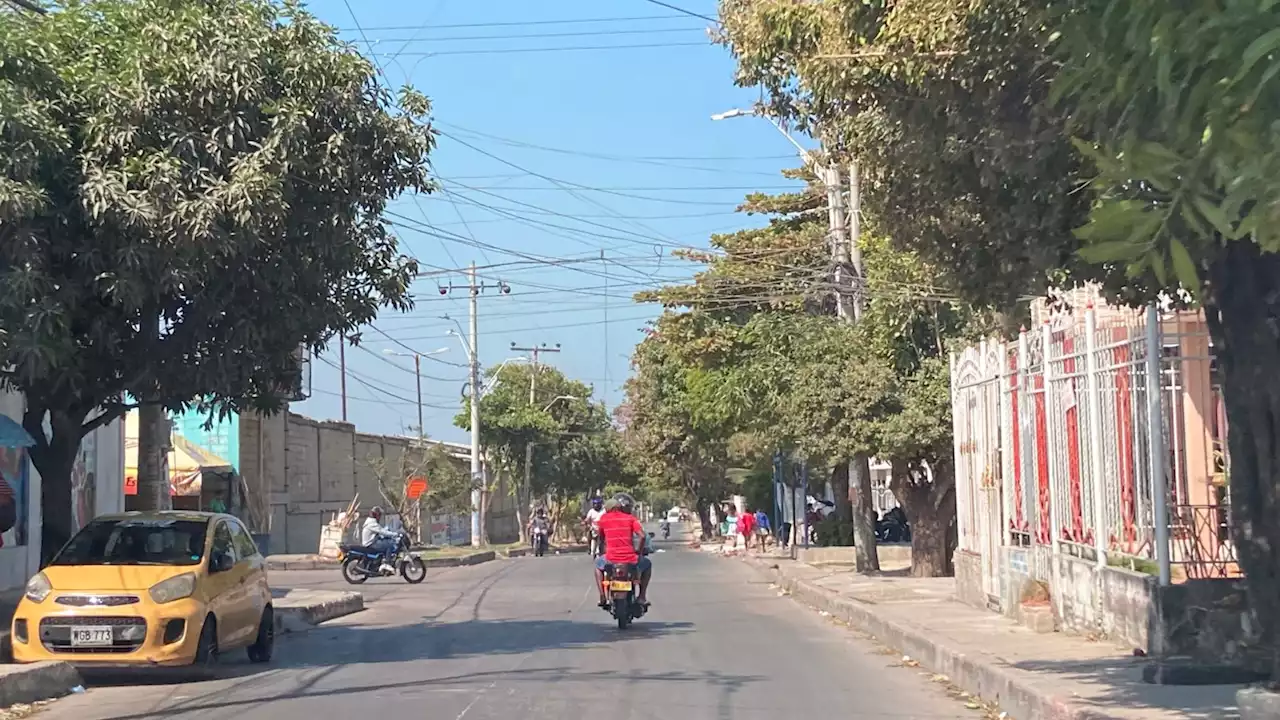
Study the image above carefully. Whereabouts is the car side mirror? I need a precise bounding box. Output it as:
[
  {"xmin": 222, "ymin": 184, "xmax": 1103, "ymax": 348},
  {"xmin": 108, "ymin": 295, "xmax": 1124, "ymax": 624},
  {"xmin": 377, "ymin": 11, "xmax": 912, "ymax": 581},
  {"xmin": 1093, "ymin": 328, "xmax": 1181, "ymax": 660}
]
[{"xmin": 209, "ymin": 551, "xmax": 235, "ymax": 573}]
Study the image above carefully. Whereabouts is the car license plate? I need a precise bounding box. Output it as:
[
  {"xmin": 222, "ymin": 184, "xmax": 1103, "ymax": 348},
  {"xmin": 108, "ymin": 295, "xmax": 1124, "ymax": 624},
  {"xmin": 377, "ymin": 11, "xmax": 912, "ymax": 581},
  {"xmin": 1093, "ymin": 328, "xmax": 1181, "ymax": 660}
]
[
  {"xmin": 609, "ymin": 581, "xmax": 632, "ymax": 592},
  {"xmin": 70, "ymin": 627, "xmax": 113, "ymax": 647}
]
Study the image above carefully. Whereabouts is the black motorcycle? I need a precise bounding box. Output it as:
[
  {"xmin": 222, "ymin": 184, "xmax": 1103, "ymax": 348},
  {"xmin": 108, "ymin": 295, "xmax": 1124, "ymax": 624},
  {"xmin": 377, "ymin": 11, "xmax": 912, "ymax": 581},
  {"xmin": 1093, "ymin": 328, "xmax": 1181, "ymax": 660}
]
[
  {"xmin": 876, "ymin": 507, "xmax": 912, "ymax": 543},
  {"xmin": 339, "ymin": 532, "xmax": 427, "ymax": 584},
  {"xmin": 601, "ymin": 561, "xmax": 647, "ymax": 629}
]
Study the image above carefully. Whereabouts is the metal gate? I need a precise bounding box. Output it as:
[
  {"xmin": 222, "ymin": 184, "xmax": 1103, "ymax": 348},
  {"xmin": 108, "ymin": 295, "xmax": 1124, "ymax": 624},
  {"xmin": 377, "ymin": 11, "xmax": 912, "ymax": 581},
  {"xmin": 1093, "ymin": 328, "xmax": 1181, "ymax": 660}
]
[{"xmin": 953, "ymin": 341, "xmax": 1006, "ymax": 605}]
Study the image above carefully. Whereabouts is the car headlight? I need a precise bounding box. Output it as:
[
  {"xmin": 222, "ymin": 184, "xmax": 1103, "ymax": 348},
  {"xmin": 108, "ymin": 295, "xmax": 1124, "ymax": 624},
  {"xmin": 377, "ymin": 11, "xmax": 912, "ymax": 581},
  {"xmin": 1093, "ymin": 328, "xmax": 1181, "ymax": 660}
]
[
  {"xmin": 148, "ymin": 573, "xmax": 196, "ymax": 604},
  {"xmin": 24, "ymin": 572, "xmax": 51, "ymax": 604}
]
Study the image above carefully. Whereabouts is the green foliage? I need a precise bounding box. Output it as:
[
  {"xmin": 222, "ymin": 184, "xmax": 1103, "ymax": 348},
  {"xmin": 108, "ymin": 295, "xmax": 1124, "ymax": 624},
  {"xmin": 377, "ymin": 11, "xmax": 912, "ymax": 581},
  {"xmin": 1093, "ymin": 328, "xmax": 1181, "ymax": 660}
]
[
  {"xmin": 717, "ymin": 0, "xmax": 1098, "ymax": 312},
  {"xmin": 814, "ymin": 515, "xmax": 854, "ymax": 547},
  {"xmin": 0, "ymin": 0, "xmax": 433, "ymax": 545},
  {"xmin": 1052, "ymin": 0, "xmax": 1280, "ymax": 293},
  {"xmin": 455, "ymin": 362, "xmax": 626, "ymax": 502}
]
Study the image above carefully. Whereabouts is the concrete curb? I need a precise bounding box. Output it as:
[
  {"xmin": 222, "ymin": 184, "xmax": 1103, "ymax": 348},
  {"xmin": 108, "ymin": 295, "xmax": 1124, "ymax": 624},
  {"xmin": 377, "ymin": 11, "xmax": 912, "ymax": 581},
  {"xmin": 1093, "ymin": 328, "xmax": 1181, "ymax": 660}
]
[
  {"xmin": 503, "ymin": 544, "xmax": 587, "ymax": 558},
  {"xmin": 0, "ymin": 661, "xmax": 83, "ymax": 708},
  {"xmin": 267, "ymin": 550, "xmax": 503, "ymax": 572},
  {"xmin": 274, "ymin": 592, "xmax": 365, "ymax": 634},
  {"xmin": 422, "ymin": 551, "xmax": 495, "ymax": 568},
  {"xmin": 745, "ymin": 557, "xmax": 1120, "ymax": 720}
]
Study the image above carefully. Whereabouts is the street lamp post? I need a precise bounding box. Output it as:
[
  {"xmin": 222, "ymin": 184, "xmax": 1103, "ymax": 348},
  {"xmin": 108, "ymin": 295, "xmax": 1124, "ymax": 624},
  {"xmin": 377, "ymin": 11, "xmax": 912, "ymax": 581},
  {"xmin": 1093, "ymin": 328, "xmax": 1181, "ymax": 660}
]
[
  {"xmin": 382, "ymin": 347, "xmax": 450, "ymax": 441},
  {"xmin": 522, "ymin": 394, "xmax": 578, "ymax": 541}
]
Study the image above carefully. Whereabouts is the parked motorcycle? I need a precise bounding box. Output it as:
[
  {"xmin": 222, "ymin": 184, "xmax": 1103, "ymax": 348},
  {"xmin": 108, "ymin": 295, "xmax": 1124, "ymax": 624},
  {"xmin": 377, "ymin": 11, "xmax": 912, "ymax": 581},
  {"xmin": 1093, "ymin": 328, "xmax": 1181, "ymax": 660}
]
[
  {"xmin": 600, "ymin": 562, "xmax": 646, "ymax": 629},
  {"xmin": 532, "ymin": 526, "xmax": 549, "ymax": 557},
  {"xmin": 875, "ymin": 507, "xmax": 912, "ymax": 543},
  {"xmin": 338, "ymin": 532, "xmax": 427, "ymax": 584}
]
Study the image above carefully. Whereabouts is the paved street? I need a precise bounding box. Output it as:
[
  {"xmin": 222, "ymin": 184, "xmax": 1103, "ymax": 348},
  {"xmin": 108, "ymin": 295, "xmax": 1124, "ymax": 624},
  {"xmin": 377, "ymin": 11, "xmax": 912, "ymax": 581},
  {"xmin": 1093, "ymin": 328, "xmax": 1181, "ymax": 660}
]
[{"xmin": 39, "ymin": 543, "xmax": 974, "ymax": 720}]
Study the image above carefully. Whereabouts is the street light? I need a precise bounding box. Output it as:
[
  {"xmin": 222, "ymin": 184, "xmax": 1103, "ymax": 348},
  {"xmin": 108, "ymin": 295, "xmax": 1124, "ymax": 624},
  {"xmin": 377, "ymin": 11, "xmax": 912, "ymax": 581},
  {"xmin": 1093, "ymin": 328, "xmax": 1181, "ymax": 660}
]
[
  {"xmin": 542, "ymin": 395, "xmax": 577, "ymax": 413},
  {"xmin": 712, "ymin": 106, "xmax": 816, "ymax": 167},
  {"xmin": 382, "ymin": 347, "xmax": 450, "ymax": 441},
  {"xmin": 523, "ymin": 394, "xmax": 580, "ymax": 528}
]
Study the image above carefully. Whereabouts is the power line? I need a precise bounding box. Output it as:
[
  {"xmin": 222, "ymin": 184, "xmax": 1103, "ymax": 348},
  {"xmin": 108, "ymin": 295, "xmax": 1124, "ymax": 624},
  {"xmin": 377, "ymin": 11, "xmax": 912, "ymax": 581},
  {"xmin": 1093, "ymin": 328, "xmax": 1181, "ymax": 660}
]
[
  {"xmin": 439, "ymin": 122, "xmax": 797, "ymax": 162},
  {"xmin": 363, "ymin": 27, "xmax": 705, "ymax": 43},
  {"xmin": 340, "ymin": 15, "xmax": 700, "ymax": 31},
  {"xmin": 369, "ymin": 41, "xmax": 710, "ymax": 57},
  {"xmin": 638, "ymin": 0, "xmax": 719, "ymax": 24}
]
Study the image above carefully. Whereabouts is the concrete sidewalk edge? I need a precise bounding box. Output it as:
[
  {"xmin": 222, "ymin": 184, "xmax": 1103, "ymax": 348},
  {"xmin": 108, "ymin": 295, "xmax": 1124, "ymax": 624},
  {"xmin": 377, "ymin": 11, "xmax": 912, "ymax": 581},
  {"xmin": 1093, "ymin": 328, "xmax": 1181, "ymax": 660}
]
[
  {"xmin": 744, "ymin": 556, "xmax": 1119, "ymax": 720},
  {"xmin": 274, "ymin": 592, "xmax": 364, "ymax": 634},
  {"xmin": 0, "ymin": 661, "xmax": 82, "ymax": 709},
  {"xmin": 266, "ymin": 550, "xmax": 499, "ymax": 571}
]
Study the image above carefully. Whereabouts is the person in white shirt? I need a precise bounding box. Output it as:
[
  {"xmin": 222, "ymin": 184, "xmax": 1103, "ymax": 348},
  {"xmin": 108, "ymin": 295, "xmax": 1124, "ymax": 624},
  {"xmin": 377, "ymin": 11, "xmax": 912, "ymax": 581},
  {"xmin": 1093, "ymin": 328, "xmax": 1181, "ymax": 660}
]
[
  {"xmin": 361, "ymin": 506, "xmax": 399, "ymax": 574},
  {"xmin": 583, "ymin": 496, "xmax": 606, "ymax": 556}
]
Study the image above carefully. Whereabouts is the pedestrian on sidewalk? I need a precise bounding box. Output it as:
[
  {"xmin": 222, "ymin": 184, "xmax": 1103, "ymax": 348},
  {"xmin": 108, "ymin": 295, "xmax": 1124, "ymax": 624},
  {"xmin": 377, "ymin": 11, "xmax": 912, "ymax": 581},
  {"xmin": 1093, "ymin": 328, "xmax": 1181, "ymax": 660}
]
[
  {"xmin": 724, "ymin": 505, "xmax": 740, "ymax": 550},
  {"xmin": 737, "ymin": 506, "xmax": 757, "ymax": 552},
  {"xmin": 753, "ymin": 508, "xmax": 771, "ymax": 551}
]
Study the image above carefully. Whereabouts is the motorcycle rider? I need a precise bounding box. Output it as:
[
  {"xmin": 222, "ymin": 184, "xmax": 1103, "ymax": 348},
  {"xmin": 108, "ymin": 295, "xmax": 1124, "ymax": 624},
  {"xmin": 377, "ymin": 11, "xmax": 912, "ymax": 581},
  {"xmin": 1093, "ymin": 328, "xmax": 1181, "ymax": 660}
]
[
  {"xmin": 658, "ymin": 516, "xmax": 670, "ymax": 539},
  {"xmin": 594, "ymin": 493, "xmax": 651, "ymax": 609},
  {"xmin": 361, "ymin": 506, "xmax": 399, "ymax": 574},
  {"xmin": 527, "ymin": 507, "xmax": 552, "ymax": 550},
  {"xmin": 583, "ymin": 495, "xmax": 606, "ymax": 555}
]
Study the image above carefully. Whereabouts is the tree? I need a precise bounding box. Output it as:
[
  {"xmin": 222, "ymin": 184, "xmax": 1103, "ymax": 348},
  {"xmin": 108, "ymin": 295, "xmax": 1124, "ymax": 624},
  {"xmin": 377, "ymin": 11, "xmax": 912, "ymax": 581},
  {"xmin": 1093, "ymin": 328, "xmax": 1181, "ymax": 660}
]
[
  {"xmin": 363, "ymin": 441, "xmax": 470, "ymax": 544},
  {"xmin": 716, "ymin": 0, "xmax": 1097, "ymax": 314},
  {"xmin": 0, "ymin": 0, "xmax": 433, "ymax": 554},
  {"xmin": 455, "ymin": 362, "xmax": 624, "ymax": 541},
  {"xmin": 1050, "ymin": 0, "xmax": 1280, "ymax": 678}
]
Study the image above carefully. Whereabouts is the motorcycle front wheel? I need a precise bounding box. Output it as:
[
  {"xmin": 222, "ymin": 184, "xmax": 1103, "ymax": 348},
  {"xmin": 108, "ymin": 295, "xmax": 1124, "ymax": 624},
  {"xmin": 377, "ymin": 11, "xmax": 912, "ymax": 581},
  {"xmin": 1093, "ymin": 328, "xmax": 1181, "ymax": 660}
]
[
  {"xmin": 400, "ymin": 556, "xmax": 427, "ymax": 584},
  {"xmin": 341, "ymin": 556, "xmax": 369, "ymax": 584}
]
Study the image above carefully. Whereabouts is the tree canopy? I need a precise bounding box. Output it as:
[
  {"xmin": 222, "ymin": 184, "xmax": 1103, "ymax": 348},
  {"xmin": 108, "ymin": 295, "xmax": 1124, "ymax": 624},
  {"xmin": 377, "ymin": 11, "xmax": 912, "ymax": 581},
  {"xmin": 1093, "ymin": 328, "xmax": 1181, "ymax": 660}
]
[{"xmin": 0, "ymin": 0, "xmax": 434, "ymax": 548}]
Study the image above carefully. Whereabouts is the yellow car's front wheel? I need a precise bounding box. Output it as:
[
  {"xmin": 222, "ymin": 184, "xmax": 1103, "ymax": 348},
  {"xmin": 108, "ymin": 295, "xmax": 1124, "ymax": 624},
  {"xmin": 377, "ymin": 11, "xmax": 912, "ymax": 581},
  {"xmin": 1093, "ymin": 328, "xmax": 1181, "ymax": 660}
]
[{"xmin": 193, "ymin": 618, "xmax": 218, "ymax": 666}]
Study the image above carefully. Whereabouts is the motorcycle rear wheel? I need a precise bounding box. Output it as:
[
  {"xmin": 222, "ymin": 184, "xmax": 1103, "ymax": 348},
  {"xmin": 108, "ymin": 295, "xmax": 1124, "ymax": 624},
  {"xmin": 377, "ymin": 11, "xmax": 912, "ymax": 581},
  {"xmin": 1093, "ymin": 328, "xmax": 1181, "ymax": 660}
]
[{"xmin": 341, "ymin": 556, "xmax": 369, "ymax": 584}]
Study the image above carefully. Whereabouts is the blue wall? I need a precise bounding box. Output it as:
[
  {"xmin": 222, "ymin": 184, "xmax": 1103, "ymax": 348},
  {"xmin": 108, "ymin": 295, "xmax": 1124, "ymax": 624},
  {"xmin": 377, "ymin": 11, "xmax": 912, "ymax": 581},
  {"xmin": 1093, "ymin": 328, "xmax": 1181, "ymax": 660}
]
[{"xmin": 171, "ymin": 409, "xmax": 239, "ymax": 471}]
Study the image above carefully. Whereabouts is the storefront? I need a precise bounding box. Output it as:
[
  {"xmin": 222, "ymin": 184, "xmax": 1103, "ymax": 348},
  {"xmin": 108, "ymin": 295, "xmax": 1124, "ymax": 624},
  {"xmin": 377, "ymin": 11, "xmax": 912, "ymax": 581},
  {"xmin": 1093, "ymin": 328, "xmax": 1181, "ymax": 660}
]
[{"xmin": 0, "ymin": 391, "xmax": 126, "ymax": 593}]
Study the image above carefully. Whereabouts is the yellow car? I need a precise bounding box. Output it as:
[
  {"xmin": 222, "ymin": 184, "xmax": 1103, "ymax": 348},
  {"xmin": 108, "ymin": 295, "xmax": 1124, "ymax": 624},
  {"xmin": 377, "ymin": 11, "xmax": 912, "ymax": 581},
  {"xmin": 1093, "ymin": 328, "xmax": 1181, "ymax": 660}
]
[{"xmin": 11, "ymin": 511, "xmax": 274, "ymax": 667}]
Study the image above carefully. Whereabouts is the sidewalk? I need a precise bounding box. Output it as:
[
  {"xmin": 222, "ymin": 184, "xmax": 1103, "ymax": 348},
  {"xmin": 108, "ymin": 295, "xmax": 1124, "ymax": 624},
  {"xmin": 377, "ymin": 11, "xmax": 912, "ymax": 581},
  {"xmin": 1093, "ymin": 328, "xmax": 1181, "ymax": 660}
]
[{"xmin": 740, "ymin": 552, "xmax": 1240, "ymax": 720}]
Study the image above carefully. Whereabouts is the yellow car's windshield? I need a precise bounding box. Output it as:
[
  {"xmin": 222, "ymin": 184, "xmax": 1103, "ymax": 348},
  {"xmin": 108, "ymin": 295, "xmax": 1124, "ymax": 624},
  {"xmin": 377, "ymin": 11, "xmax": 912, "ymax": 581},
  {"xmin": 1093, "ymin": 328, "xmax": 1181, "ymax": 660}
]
[{"xmin": 50, "ymin": 518, "xmax": 207, "ymax": 567}]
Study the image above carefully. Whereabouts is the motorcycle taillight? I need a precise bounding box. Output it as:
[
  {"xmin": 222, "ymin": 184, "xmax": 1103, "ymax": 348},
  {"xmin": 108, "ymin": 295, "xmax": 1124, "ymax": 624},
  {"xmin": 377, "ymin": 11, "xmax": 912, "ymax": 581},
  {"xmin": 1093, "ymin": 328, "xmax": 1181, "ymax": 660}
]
[{"xmin": 612, "ymin": 566, "xmax": 630, "ymax": 580}]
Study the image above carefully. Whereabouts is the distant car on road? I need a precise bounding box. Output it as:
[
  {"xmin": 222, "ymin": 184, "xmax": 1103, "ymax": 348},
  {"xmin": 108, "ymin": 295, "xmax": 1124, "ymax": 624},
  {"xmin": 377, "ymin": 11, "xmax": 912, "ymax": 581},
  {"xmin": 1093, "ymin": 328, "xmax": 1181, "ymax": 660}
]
[
  {"xmin": 666, "ymin": 508, "xmax": 683, "ymax": 523},
  {"xmin": 11, "ymin": 511, "xmax": 274, "ymax": 667}
]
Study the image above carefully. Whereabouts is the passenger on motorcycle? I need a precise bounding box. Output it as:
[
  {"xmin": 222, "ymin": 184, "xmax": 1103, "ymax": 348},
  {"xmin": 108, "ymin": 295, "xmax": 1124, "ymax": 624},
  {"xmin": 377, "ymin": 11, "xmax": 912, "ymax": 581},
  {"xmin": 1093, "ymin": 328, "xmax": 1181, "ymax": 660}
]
[
  {"xmin": 594, "ymin": 493, "xmax": 651, "ymax": 609},
  {"xmin": 361, "ymin": 506, "xmax": 399, "ymax": 574},
  {"xmin": 583, "ymin": 496, "xmax": 605, "ymax": 553}
]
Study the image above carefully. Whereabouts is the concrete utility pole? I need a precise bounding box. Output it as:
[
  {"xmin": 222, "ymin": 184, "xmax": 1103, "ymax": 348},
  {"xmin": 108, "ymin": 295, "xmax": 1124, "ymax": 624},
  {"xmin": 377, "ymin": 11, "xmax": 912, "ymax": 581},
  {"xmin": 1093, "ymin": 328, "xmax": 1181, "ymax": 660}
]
[
  {"xmin": 440, "ymin": 263, "xmax": 511, "ymax": 546},
  {"xmin": 511, "ymin": 343, "xmax": 561, "ymax": 540},
  {"xmin": 843, "ymin": 160, "xmax": 879, "ymax": 572}
]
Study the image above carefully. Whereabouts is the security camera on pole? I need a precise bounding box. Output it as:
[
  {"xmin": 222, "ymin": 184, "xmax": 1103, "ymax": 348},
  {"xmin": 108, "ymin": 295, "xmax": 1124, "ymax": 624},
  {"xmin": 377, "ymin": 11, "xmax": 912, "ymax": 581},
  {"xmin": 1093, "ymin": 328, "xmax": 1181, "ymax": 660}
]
[{"xmin": 440, "ymin": 263, "xmax": 512, "ymax": 547}]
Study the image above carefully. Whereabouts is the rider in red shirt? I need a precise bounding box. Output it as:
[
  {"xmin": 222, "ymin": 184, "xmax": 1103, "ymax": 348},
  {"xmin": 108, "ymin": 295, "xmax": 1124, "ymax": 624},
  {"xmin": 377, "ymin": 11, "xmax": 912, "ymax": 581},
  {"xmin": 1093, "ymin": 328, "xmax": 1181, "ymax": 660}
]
[{"xmin": 594, "ymin": 493, "xmax": 652, "ymax": 608}]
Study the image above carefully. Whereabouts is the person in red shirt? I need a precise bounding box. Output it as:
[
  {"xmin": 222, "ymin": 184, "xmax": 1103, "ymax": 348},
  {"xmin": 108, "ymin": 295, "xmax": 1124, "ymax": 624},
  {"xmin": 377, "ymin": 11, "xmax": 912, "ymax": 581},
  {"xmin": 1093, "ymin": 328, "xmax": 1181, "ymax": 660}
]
[
  {"xmin": 737, "ymin": 505, "xmax": 757, "ymax": 548},
  {"xmin": 594, "ymin": 493, "xmax": 652, "ymax": 608}
]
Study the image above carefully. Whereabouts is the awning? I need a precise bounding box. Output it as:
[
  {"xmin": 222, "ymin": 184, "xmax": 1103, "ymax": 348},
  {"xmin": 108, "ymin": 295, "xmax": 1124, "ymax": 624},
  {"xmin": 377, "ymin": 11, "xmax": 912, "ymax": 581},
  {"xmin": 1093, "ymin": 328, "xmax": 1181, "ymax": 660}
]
[{"xmin": 124, "ymin": 411, "xmax": 234, "ymax": 496}]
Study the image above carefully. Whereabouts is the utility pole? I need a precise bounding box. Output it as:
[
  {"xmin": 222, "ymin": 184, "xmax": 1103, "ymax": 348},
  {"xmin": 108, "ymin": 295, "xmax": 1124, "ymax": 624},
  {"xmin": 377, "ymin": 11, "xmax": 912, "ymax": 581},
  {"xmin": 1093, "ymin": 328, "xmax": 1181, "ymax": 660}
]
[
  {"xmin": 511, "ymin": 343, "xmax": 561, "ymax": 541},
  {"xmin": 842, "ymin": 159, "xmax": 879, "ymax": 572},
  {"xmin": 440, "ymin": 265, "xmax": 511, "ymax": 547},
  {"xmin": 339, "ymin": 338, "xmax": 348, "ymax": 423}
]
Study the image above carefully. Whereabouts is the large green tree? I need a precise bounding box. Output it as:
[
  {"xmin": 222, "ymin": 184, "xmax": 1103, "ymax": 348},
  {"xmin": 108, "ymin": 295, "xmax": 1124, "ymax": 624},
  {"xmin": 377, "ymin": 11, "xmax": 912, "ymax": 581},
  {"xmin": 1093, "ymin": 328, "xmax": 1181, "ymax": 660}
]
[
  {"xmin": 0, "ymin": 0, "xmax": 433, "ymax": 554},
  {"xmin": 1052, "ymin": 0, "xmax": 1280, "ymax": 675}
]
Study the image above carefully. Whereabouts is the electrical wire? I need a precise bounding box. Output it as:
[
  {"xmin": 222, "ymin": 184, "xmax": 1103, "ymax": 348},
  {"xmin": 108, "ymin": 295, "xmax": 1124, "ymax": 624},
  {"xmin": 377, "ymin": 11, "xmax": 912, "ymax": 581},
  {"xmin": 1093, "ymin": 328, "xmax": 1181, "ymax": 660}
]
[
  {"xmin": 339, "ymin": 15, "xmax": 703, "ymax": 32},
  {"xmin": 638, "ymin": 0, "xmax": 719, "ymax": 24},
  {"xmin": 368, "ymin": 41, "xmax": 711, "ymax": 57}
]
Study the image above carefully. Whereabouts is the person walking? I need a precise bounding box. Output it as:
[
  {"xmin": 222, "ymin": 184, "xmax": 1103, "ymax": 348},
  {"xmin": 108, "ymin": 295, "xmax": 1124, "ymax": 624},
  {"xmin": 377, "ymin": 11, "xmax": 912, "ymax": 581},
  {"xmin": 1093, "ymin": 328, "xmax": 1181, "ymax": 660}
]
[
  {"xmin": 736, "ymin": 507, "xmax": 757, "ymax": 552},
  {"xmin": 754, "ymin": 508, "xmax": 771, "ymax": 551}
]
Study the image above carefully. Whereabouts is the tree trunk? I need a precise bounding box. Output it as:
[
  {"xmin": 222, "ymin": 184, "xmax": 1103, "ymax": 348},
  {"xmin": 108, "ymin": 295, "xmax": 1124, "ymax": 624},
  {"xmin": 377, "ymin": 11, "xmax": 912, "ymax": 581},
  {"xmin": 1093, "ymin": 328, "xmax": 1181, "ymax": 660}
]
[
  {"xmin": 1204, "ymin": 241, "xmax": 1280, "ymax": 678},
  {"xmin": 23, "ymin": 407, "xmax": 86, "ymax": 565},
  {"xmin": 134, "ymin": 403, "xmax": 170, "ymax": 511},
  {"xmin": 850, "ymin": 453, "xmax": 880, "ymax": 572},
  {"xmin": 694, "ymin": 495, "xmax": 713, "ymax": 540},
  {"xmin": 891, "ymin": 459, "xmax": 958, "ymax": 578},
  {"xmin": 830, "ymin": 462, "xmax": 853, "ymax": 523}
]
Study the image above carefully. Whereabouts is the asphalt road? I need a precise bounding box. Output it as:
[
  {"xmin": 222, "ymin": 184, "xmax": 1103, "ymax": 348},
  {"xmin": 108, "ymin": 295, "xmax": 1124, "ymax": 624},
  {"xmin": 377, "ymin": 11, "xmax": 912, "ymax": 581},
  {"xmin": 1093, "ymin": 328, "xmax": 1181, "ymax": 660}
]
[{"xmin": 39, "ymin": 537, "xmax": 973, "ymax": 720}]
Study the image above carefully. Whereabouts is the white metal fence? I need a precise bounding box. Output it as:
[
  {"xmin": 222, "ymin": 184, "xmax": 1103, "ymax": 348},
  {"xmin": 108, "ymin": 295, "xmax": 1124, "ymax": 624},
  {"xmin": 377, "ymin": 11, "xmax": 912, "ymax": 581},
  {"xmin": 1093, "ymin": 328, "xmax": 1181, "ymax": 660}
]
[{"xmin": 953, "ymin": 302, "xmax": 1237, "ymax": 584}]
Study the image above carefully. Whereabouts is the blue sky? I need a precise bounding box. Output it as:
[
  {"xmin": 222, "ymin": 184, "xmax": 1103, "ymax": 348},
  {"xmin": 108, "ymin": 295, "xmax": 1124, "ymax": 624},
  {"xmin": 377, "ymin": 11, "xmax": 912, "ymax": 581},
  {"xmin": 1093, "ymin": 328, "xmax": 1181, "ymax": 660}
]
[{"xmin": 291, "ymin": 0, "xmax": 811, "ymax": 443}]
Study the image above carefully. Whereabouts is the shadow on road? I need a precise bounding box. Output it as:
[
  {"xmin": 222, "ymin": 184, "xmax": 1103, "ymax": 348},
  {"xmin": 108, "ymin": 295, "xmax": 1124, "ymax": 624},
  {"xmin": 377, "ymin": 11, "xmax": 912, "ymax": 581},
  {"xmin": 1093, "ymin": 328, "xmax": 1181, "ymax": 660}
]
[
  {"xmin": 77, "ymin": 617, "xmax": 695, "ymax": 689},
  {"xmin": 83, "ymin": 665, "xmax": 763, "ymax": 720}
]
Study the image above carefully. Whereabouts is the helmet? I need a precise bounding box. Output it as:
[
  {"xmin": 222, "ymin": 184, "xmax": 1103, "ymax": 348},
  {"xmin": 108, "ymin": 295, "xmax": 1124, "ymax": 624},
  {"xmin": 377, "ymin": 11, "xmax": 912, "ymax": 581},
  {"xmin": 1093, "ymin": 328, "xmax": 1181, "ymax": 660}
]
[
  {"xmin": 590, "ymin": 496, "xmax": 603, "ymax": 510},
  {"xmin": 536, "ymin": 506, "xmax": 547, "ymax": 517},
  {"xmin": 612, "ymin": 492, "xmax": 635, "ymax": 514},
  {"xmin": 369, "ymin": 506, "xmax": 383, "ymax": 520}
]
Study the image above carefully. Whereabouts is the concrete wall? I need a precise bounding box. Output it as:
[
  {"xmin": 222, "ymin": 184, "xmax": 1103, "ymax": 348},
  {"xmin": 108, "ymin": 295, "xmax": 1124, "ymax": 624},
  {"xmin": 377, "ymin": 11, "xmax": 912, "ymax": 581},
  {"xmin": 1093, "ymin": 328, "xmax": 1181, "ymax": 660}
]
[
  {"xmin": 966, "ymin": 543, "xmax": 1255, "ymax": 660},
  {"xmin": 240, "ymin": 410, "xmax": 518, "ymax": 555}
]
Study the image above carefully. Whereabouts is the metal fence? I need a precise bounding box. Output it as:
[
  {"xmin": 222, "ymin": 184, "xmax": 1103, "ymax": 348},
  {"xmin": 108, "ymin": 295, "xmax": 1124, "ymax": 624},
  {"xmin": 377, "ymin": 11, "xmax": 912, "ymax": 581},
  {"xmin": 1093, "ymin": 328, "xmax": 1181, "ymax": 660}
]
[{"xmin": 952, "ymin": 303, "xmax": 1237, "ymax": 584}]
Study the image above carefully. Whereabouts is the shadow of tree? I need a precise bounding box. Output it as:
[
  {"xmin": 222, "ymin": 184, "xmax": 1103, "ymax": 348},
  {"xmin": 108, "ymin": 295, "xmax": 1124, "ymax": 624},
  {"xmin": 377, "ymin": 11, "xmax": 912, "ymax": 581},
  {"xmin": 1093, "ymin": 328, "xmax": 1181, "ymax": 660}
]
[{"xmin": 1008, "ymin": 657, "xmax": 1242, "ymax": 720}]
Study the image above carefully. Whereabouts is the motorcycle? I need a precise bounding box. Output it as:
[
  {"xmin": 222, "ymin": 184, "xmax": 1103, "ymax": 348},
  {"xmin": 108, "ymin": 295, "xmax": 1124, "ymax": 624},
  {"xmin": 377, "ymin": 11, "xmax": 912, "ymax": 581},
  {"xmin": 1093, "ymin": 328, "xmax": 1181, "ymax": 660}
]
[
  {"xmin": 338, "ymin": 532, "xmax": 427, "ymax": 584},
  {"xmin": 532, "ymin": 526, "xmax": 549, "ymax": 557},
  {"xmin": 600, "ymin": 561, "xmax": 647, "ymax": 629},
  {"xmin": 875, "ymin": 507, "xmax": 912, "ymax": 543},
  {"xmin": 587, "ymin": 527, "xmax": 603, "ymax": 558}
]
